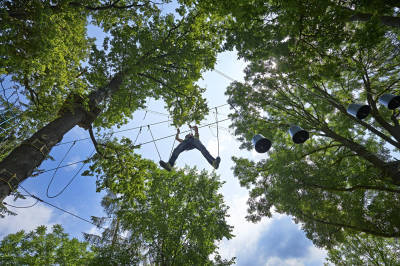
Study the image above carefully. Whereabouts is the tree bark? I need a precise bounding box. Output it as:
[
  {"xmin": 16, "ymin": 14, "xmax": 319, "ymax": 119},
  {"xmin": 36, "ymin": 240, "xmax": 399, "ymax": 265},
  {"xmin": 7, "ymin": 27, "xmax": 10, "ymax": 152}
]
[{"xmin": 0, "ymin": 73, "xmax": 123, "ymax": 202}]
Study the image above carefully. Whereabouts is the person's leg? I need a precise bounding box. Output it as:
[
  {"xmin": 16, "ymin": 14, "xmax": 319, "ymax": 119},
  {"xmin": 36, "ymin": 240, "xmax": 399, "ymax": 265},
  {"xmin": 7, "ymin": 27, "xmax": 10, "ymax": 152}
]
[
  {"xmin": 168, "ymin": 140, "xmax": 190, "ymax": 166},
  {"xmin": 191, "ymin": 138, "xmax": 216, "ymax": 166}
]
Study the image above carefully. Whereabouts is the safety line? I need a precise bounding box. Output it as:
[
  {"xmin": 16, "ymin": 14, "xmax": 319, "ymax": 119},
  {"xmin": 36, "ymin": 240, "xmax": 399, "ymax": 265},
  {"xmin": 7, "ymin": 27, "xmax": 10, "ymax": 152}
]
[
  {"xmin": 19, "ymin": 184, "xmax": 109, "ymax": 230},
  {"xmin": 56, "ymin": 110, "xmax": 231, "ymax": 147},
  {"xmin": 215, "ymin": 107, "xmax": 220, "ymax": 157},
  {"xmin": 35, "ymin": 118, "xmax": 231, "ymax": 174},
  {"xmin": 3, "ymin": 199, "xmax": 39, "ymax": 209},
  {"xmin": 214, "ymin": 69, "xmax": 236, "ymax": 82},
  {"xmin": 46, "ymin": 141, "xmax": 76, "ymax": 197},
  {"xmin": 135, "ymin": 118, "xmax": 230, "ymax": 146},
  {"xmin": 55, "ymin": 119, "xmax": 171, "ymax": 146},
  {"xmin": 32, "ymin": 159, "xmax": 89, "ymax": 176},
  {"xmin": 0, "ymin": 113, "xmax": 19, "ymax": 127},
  {"xmin": 46, "ymin": 150, "xmax": 95, "ymax": 198},
  {"xmin": 147, "ymin": 125, "xmax": 162, "ymax": 161}
]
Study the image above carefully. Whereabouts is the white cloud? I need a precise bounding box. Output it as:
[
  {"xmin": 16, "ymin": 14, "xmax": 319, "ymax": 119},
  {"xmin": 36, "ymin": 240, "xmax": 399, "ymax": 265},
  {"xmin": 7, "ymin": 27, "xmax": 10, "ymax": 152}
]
[
  {"xmin": 0, "ymin": 202, "xmax": 54, "ymax": 238},
  {"xmin": 250, "ymin": 149, "xmax": 269, "ymax": 161},
  {"xmin": 263, "ymin": 245, "xmax": 328, "ymax": 266},
  {"xmin": 307, "ymin": 246, "xmax": 328, "ymax": 265},
  {"xmin": 86, "ymin": 225, "xmax": 102, "ymax": 236},
  {"xmin": 219, "ymin": 194, "xmax": 273, "ymax": 261},
  {"xmin": 70, "ymin": 126, "xmax": 88, "ymax": 139},
  {"xmin": 265, "ymin": 257, "xmax": 305, "ymax": 266}
]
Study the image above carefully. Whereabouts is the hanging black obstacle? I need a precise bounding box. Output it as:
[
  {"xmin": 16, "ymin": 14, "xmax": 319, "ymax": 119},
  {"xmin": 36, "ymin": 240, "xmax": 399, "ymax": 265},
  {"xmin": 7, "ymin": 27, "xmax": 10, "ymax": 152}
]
[
  {"xmin": 252, "ymin": 134, "xmax": 272, "ymax": 153},
  {"xmin": 347, "ymin": 103, "xmax": 371, "ymax": 120},
  {"xmin": 289, "ymin": 125, "xmax": 309, "ymax": 144},
  {"xmin": 378, "ymin": 94, "xmax": 400, "ymax": 110}
]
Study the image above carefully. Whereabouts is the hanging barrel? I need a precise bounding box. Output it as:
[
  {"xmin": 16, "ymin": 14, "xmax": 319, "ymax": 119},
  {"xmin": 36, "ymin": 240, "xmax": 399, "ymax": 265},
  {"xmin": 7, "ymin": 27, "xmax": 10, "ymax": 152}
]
[
  {"xmin": 252, "ymin": 134, "xmax": 272, "ymax": 153},
  {"xmin": 347, "ymin": 103, "xmax": 371, "ymax": 120},
  {"xmin": 289, "ymin": 125, "xmax": 309, "ymax": 144},
  {"xmin": 378, "ymin": 94, "xmax": 400, "ymax": 110}
]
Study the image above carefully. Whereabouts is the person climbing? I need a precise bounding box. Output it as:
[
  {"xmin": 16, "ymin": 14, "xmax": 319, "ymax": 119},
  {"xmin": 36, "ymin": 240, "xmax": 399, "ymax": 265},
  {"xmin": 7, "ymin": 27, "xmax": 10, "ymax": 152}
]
[{"xmin": 159, "ymin": 125, "xmax": 221, "ymax": 171}]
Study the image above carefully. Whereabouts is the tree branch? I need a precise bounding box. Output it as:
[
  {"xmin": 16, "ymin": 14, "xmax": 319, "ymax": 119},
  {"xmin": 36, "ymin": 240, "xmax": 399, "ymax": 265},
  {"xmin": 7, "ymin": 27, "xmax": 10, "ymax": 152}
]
[
  {"xmin": 68, "ymin": 0, "xmax": 150, "ymax": 11},
  {"xmin": 308, "ymin": 82, "xmax": 400, "ymax": 149},
  {"xmin": 298, "ymin": 143, "xmax": 342, "ymax": 160},
  {"xmin": 298, "ymin": 210, "xmax": 400, "ymax": 238},
  {"xmin": 300, "ymin": 181, "xmax": 400, "ymax": 194}
]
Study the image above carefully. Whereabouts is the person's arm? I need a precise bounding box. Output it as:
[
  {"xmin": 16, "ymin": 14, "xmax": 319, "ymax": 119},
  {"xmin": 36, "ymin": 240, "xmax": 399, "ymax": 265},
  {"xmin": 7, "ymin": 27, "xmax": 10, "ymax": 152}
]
[
  {"xmin": 175, "ymin": 128, "xmax": 184, "ymax": 143},
  {"xmin": 191, "ymin": 125, "xmax": 199, "ymax": 138}
]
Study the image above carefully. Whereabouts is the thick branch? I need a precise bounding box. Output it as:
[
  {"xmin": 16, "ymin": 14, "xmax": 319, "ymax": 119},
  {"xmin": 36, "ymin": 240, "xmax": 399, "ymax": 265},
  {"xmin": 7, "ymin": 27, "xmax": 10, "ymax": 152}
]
[
  {"xmin": 360, "ymin": 66, "xmax": 400, "ymax": 141},
  {"xmin": 309, "ymin": 83, "xmax": 400, "ymax": 149},
  {"xmin": 89, "ymin": 126, "xmax": 106, "ymax": 158},
  {"xmin": 323, "ymin": 127, "xmax": 400, "ymax": 184},
  {"xmin": 301, "ymin": 181, "xmax": 400, "ymax": 194},
  {"xmin": 68, "ymin": 1, "xmax": 147, "ymax": 11},
  {"xmin": 299, "ymin": 210, "xmax": 400, "ymax": 238}
]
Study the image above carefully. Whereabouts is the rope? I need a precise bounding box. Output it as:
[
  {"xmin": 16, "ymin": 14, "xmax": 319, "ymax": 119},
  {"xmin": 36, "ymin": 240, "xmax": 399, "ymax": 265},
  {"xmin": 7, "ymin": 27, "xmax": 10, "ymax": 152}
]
[
  {"xmin": 33, "ymin": 118, "xmax": 230, "ymax": 174},
  {"xmin": 137, "ymin": 118, "xmax": 229, "ymax": 146},
  {"xmin": 215, "ymin": 107, "xmax": 220, "ymax": 157},
  {"xmin": 18, "ymin": 185, "xmax": 128, "ymax": 241},
  {"xmin": 208, "ymin": 126, "xmax": 216, "ymax": 137},
  {"xmin": 46, "ymin": 141, "xmax": 76, "ymax": 198},
  {"xmin": 169, "ymin": 137, "xmax": 176, "ymax": 159},
  {"xmin": 147, "ymin": 125, "xmax": 162, "ymax": 161},
  {"xmin": 133, "ymin": 126, "xmax": 142, "ymax": 145},
  {"xmin": 32, "ymin": 159, "xmax": 88, "ymax": 176},
  {"xmin": 0, "ymin": 113, "xmax": 19, "ymax": 127},
  {"xmin": 19, "ymin": 184, "xmax": 108, "ymax": 229},
  {"xmin": 3, "ymin": 199, "xmax": 39, "ymax": 209},
  {"xmin": 55, "ymin": 103, "xmax": 231, "ymax": 147},
  {"xmin": 214, "ymin": 69, "xmax": 236, "ymax": 82},
  {"xmin": 46, "ymin": 150, "xmax": 95, "ymax": 199},
  {"xmin": 0, "ymin": 123, "xmax": 18, "ymax": 135},
  {"xmin": 56, "ymin": 119, "xmax": 171, "ymax": 146},
  {"xmin": 210, "ymin": 124, "xmax": 232, "ymax": 133}
]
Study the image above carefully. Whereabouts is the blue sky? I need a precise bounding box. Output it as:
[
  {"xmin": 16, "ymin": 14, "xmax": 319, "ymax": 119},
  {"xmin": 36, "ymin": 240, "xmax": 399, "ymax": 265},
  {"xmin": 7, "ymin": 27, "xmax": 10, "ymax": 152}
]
[{"xmin": 0, "ymin": 18, "xmax": 327, "ymax": 266}]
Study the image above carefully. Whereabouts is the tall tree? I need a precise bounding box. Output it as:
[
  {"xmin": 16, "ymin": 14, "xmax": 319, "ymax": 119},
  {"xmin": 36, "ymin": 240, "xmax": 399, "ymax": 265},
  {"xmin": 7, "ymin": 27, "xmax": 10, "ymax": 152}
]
[
  {"xmin": 0, "ymin": 1, "xmax": 224, "ymax": 212},
  {"xmin": 189, "ymin": 0, "xmax": 400, "ymax": 248},
  {"xmin": 1, "ymin": 0, "xmax": 91, "ymax": 124},
  {"xmin": 84, "ymin": 153, "xmax": 235, "ymax": 265},
  {"xmin": 0, "ymin": 224, "xmax": 93, "ymax": 265},
  {"xmin": 84, "ymin": 190, "xmax": 142, "ymax": 265}
]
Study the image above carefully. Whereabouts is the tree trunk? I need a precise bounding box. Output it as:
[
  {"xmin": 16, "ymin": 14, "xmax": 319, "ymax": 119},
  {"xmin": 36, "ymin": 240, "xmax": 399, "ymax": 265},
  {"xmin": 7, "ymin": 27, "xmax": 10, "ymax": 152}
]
[{"xmin": 0, "ymin": 73, "xmax": 123, "ymax": 202}]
